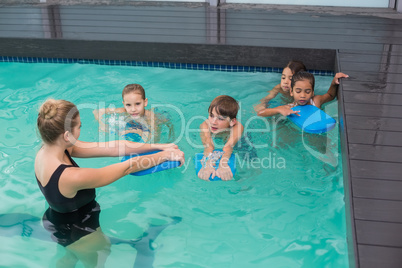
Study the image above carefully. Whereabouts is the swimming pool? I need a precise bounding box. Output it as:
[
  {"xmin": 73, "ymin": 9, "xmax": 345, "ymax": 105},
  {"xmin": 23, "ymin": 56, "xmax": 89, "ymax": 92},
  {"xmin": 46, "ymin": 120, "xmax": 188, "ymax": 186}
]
[{"xmin": 0, "ymin": 61, "xmax": 348, "ymax": 267}]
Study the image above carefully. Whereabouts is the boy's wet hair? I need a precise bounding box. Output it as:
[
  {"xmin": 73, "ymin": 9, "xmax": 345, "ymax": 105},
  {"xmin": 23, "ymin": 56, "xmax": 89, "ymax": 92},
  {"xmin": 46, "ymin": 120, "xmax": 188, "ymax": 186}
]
[
  {"xmin": 291, "ymin": 71, "xmax": 315, "ymax": 91},
  {"xmin": 208, "ymin": 95, "xmax": 239, "ymax": 119},
  {"xmin": 122, "ymin": 84, "xmax": 146, "ymax": 100},
  {"xmin": 286, "ymin": 60, "xmax": 307, "ymax": 75}
]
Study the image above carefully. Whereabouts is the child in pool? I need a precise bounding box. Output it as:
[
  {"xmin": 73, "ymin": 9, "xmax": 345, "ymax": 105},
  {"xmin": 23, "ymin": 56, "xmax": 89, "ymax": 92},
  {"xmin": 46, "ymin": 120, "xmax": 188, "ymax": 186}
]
[
  {"xmin": 93, "ymin": 83, "xmax": 173, "ymax": 142},
  {"xmin": 257, "ymin": 71, "xmax": 349, "ymax": 117},
  {"xmin": 254, "ymin": 60, "xmax": 307, "ymax": 113},
  {"xmin": 198, "ymin": 95, "xmax": 244, "ymax": 181}
]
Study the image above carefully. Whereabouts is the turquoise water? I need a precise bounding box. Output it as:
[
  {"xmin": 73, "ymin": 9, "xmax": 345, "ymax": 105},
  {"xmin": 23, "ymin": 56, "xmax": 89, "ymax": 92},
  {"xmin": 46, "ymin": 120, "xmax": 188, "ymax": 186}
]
[{"xmin": 0, "ymin": 62, "xmax": 348, "ymax": 267}]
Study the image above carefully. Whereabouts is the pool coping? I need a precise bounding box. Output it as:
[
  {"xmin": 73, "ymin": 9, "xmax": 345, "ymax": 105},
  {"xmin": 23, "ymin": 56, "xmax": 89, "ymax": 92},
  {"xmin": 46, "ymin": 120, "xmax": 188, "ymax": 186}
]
[{"xmin": 336, "ymin": 51, "xmax": 358, "ymax": 268}]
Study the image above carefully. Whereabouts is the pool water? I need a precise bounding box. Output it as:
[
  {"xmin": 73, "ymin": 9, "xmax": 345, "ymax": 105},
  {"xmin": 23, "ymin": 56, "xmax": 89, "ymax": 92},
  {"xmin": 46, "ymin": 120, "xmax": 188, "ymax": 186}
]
[{"xmin": 0, "ymin": 62, "xmax": 348, "ymax": 267}]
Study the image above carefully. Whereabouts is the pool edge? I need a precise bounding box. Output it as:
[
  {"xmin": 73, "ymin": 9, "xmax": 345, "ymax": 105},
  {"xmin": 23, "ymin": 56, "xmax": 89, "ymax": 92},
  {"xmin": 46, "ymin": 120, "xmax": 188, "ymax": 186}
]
[{"xmin": 336, "ymin": 50, "xmax": 358, "ymax": 268}]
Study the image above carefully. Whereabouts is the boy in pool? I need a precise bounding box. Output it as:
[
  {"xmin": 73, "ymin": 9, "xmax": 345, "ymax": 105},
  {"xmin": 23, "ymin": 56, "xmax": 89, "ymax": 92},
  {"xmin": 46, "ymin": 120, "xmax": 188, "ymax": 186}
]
[
  {"xmin": 257, "ymin": 71, "xmax": 349, "ymax": 117},
  {"xmin": 254, "ymin": 60, "xmax": 307, "ymax": 113},
  {"xmin": 198, "ymin": 95, "xmax": 244, "ymax": 181},
  {"xmin": 93, "ymin": 83, "xmax": 173, "ymax": 142}
]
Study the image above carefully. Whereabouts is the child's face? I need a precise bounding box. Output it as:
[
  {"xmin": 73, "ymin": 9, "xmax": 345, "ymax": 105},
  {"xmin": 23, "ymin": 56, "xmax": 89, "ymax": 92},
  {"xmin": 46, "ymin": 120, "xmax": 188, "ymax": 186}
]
[
  {"xmin": 280, "ymin": 67, "xmax": 293, "ymax": 93},
  {"xmin": 290, "ymin": 79, "xmax": 314, "ymax": 106},
  {"xmin": 208, "ymin": 108, "xmax": 235, "ymax": 134},
  {"xmin": 123, "ymin": 92, "xmax": 148, "ymax": 119}
]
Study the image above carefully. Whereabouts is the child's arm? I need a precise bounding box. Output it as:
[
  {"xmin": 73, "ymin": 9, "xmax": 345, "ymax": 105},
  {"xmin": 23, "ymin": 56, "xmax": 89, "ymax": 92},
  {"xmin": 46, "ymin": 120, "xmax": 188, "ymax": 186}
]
[
  {"xmin": 215, "ymin": 122, "xmax": 244, "ymax": 181},
  {"xmin": 200, "ymin": 120, "xmax": 214, "ymax": 155},
  {"xmin": 93, "ymin": 107, "xmax": 126, "ymax": 120},
  {"xmin": 145, "ymin": 110, "xmax": 174, "ymax": 143},
  {"xmin": 154, "ymin": 111, "xmax": 175, "ymax": 143},
  {"xmin": 254, "ymin": 84, "xmax": 281, "ymax": 113},
  {"xmin": 166, "ymin": 120, "xmax": 175, "ymax": 142},
  {"xmin": 93, "ymin": 107, "xmax": 126, "ymax": 131},
  {"xmin": 197, "ymin": 120, "xmax": 216, "ymax": 181},
  {"xmin": 257, "ymin": 104, "xmax": 300, "ymax": 117},
  {"xmin": 313, "ymin": 72, "xmax": 349, "ymax": 108}
]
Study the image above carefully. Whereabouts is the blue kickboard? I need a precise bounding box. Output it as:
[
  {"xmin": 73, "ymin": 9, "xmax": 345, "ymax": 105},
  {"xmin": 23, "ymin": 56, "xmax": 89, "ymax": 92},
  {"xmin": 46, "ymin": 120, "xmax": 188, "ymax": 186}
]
[
  {"xmin": 194, "ymin": 150, "xmax": 236, "ymax": 181},
  {"xmin": 121, "ymin": 150, "xmax": 180, "ymax": 176},
  {"xmin": 288, "ymin": 105, "xmax": 336, "ymax": 134}
]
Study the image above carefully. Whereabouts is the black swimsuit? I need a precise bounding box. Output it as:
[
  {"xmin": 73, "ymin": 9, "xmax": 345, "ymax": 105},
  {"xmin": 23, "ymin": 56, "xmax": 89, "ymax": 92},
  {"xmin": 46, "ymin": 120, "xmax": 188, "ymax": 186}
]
[
  {"xmin": 36, "ymin": 150, "xmax": 95, "ymax": 213},
  {"xmin": 36, "ymin": 150, "xmax": 100, "ymax": 247}
]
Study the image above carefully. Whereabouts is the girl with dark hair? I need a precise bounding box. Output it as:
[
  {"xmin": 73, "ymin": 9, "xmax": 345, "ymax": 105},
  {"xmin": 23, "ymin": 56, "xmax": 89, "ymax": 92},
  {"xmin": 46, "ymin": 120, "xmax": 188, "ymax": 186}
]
[
  {"xmin": 256, "ymin": 71, "xmax": 348, "ymax": 117},
  {"xmin": 254, "ymin": 60, "xmax": 307, "ymax": 113}
]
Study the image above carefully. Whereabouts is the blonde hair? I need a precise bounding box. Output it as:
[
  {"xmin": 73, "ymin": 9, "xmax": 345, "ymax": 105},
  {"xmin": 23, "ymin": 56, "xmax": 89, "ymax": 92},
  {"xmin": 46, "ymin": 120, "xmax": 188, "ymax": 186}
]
[{"xmin": 37, "ymin": 99, "xmax": 79, "ymax": 144}]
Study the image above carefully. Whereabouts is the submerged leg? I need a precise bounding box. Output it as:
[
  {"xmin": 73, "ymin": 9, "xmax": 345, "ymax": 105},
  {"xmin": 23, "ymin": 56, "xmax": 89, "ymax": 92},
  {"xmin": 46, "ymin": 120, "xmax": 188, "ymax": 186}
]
[
  {"xmin": 0, "ymin": 213, "xmax": 181, "ymax": 268},
  {"xmin": 131, "ymin": 216, "xmax": 182, "ymax": 268},
  {"xmin": 0, "ymin": 213, "xmax": 52, "ymax": 242},
  {"xmin": 66, "ymin": 227, "xmax": 111, "ymax": 268}
]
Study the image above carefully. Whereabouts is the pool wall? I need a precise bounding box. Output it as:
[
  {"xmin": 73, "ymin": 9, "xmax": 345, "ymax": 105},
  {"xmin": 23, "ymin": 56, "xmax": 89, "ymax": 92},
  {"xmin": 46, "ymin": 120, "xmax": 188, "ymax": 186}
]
[
  {"xmin": 0, "ymin": 38, "xmax": 335, "ymax": 71},
  {"xmin": 336, "ymin": 52, "xmax": 358, "ymax": 268}
]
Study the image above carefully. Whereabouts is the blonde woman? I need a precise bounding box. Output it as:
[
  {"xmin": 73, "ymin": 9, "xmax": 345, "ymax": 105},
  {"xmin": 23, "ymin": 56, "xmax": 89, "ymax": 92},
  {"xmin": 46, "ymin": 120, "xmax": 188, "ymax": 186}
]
[{"xmin": 35, "ymin": 99, "xmax": 184, "ymax": 267}]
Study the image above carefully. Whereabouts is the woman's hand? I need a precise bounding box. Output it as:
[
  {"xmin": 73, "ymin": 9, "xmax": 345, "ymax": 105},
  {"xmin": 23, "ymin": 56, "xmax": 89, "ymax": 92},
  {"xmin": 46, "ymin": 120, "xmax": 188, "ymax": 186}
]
[
  {"xmin": 93, "ymin": 109, "xmax": 100, "ymax": 121},
  {"xmin": 93, "ymin": 109, "xmax": 106, "ymax": 121},
  {"xmin": 127, "ymin": 146, "xmax": 184, "ymax": 174},
  {"xmin": 161, "ymin": 146, "xmax": 185, "ymax": 166},
  {"xmin": 99, "ymin": 122, "xmax": 108, "ymax": 132}
]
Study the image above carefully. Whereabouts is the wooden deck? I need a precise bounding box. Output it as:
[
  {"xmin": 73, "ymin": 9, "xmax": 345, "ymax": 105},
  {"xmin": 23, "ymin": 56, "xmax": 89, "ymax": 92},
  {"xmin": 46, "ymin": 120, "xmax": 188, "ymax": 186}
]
[{"xmin": 1, "ymin": 2, "xmax": 402, "ymax": 267}]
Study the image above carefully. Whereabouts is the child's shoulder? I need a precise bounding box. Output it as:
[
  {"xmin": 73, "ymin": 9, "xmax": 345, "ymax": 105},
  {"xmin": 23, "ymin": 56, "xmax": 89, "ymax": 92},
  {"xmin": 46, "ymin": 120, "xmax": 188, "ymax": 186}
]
[
  {"xmin": 269, "ymin": 84, "xmax": 289, "ymax": 96},
  {"xmin": 115, "ymin": 107, "xmax": 127, "ymax": 113},
  {"xmin": 268, "ymin": 84, "xmax": 282, "ymax": 93},
  {"xmin": 200, "ymin": 119, "xmax": 209, "ymax": 129},
  {"xmin": 234, "ymin": 120, "xmax": 243, "ymax": 128}
]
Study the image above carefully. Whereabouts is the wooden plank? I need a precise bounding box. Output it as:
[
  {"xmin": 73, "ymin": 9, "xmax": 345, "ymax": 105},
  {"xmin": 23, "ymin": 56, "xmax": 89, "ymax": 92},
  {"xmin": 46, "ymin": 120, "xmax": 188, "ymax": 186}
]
[
  {"xmin": 225, "ymin": 32, "xmax": 402, "ymax": 46},
  {"xmin": 341, "ymin": 62, "xmax": 402, "ymax": 73},
  {"xmin": 350, "ymin": 159, "xmax": 402, "ymax": 180},
  {"xmin": 358, "ymin": 245, "xmax": 402, "ymax": 268},
  {"xmin": 342, "ymin": 81, "xmax": 402, "ymax": 95},
  {"xmin": 339, "ymin": 53, "xmax": 402, "ymax": 64},
  {"xmin": 226, "ymin": 37, "xmax": 385, "ymax": 51},
  {"xmin": 345, "ymin": 116, "xmax": 402, "ymax": 131},
  {"xmin": 226, "ymin": 23, "xmax": 402, "ymax": 38},
  {"xmin": 345, "ymin": 103, "xmax": 402, "ymax": 119},
  {"xmin": 349, "ymin": 144, "xmax": 402, "ymax": 162},
  {"xmin": 356, "ymin": 220, "xmax": 402, "ymax": 247},
  {"xmin": 343, "ymin": 91, "xmax": 402, "ymax": 105},
  {"xmin": 348, "ymin": 129, "xmax": 402, "ymax": 146},
  {"xmin": 352, "ymin": 178, "xmax": 402, "ymax": 201},
  {"xmin": 2, "ymin": 6, "xmax": 399, "ymax": 25},
  {"xmin": 339, "ymin": 48, "xmax": 402, "ymax": 57},
  {"xmin": 339, "ymin": 71, "xmax": 402, "ymax": 83},
  {"xmin": 354, "ymin": 197, "xmax": 402, "ymax": 223}
]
